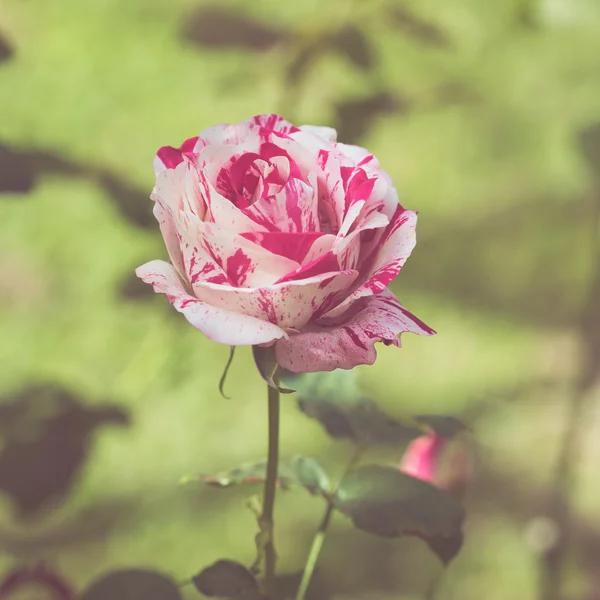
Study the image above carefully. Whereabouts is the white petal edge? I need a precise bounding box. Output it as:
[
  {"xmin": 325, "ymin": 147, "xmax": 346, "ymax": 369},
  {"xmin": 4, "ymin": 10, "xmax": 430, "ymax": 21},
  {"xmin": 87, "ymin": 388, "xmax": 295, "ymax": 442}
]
[{"xmin": 135, "ymin": 260, "xmax": 287, "ymax": 346}]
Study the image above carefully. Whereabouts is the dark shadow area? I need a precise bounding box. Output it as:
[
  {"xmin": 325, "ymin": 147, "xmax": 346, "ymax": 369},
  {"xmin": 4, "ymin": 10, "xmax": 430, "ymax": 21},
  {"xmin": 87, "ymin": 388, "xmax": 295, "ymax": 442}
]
[
  {"xmin": 387, "ymin": 4, "xmax": 454, "ymax": 50},
  {"xmin": 0, "ymin": 142, "xmax": 155, "ymax": 228},
  {"xmin": 0, "ymin": 383, "xmax": 130, "ymax": 520},
  {"xmin": 400, "ymin": 193, "xmax": 593, "ymax": 329},
  {"xmin": 0, "ymin": 563, "xmax": 76, "ymax": 600},
  {"xmin": 578, "ymin": 122, "xmax": 600, "ymax": 182},
  {"xmin": 81, "ymin": 569, "xmax": 181, "ymax": 600},
  {"xmin": 95, "ymin": 170, "xmax": 155, "ymax": 229},
  {"xmin": 180, "ymin": 7, "xmax": 288, "ymax": 52},
  {"xmin": 575, "ymin": 122, "xmax": 600, "ymax": 389},
  {"xmin": 515, "ymin": 0, "xmax": 541, "ymax": 30},
  {"xmin": 334, "ymin": 91, "xmax": 409, "ymax": 145},
  {"xmin": 433, "ymin": 81, "xmax": 481, "ymax": 107},
  {"xmin": 0, "ymin": 32, "xmax": 14, "ymax": 64},
  {"xmin": 0, "ymin": 500, "xmax": 140, "ymax": 558},
  {"xmin": 331, "ymin": 25, "xmax": 374, "ymax": 72}
]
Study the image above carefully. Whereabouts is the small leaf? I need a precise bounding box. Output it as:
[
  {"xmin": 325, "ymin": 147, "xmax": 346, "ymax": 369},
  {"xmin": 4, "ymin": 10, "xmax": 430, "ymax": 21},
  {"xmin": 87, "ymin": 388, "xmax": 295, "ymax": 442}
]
[
  {"xmin": 253, "ymin": 346, "xmax": 294, "ymax": 393},
  {"xmin": 0, "ymin": 32, "xmax": 14, "ymax": 64},
  {"xmin": 180, "ymin": 8, "xmax": 287, "ymax": 52},
  {"xmin": 188, "ymin": 456, "xmax": 330, "ymax": 496},
  {"xmin": 286, "ymin": 370, "xmax": 420, "ymax": 446},
  {"xmin": 413, "ymin": 415, "xmax": 468, "ymax": 439},
  {"xmin": 284, "ymin": 44, "xmax": 322, "ymax": 86},
  {"xmin": 331, "ymin": 25, "xmax": 374, "ymax": 71},
  {"xmin": 388, "ymin": 5, "xmax": 453, "ymax": 50},
  {"xmin": 285, "ymin": 456, "xmax": 331, "ymax": 495},
  {"xmin": 334, "ymin": 92, "xmax": 406, "ymax": 144},
  {"xmin": 193, "ymin": 560, "xmax": 261, "ymax": 598},
  {"xmin": 81, "ymin": 570, "xmax": 182, "ymax": 600},
  {"xmin": 333, "ymin": 465, "xmax": 465, "ymax": 564},
  {"xmin": 281, "ymin": 368, "xmax": 360, "ymax": 401}
]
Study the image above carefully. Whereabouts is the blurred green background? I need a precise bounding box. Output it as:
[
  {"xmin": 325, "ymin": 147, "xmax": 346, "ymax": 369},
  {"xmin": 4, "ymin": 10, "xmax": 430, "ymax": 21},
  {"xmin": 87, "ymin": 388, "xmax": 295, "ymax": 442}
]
[{"xmin": 1, "ymin": 0, "xmax": 600, "ymax": 598}]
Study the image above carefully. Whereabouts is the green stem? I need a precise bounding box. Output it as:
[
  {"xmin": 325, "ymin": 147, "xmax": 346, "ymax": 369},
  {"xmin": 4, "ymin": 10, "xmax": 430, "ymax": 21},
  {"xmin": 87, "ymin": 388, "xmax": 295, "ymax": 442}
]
[
  {"xmin": 261, "ymin": 373, "xmax": 281, "ymax": 598},
  {"xmin": 295, "ymin": 448, "xmax": 363, "ymax": 600},
  {"xmin": 295, "ymin": 503, "xmax": 334, "ymax": 600}
]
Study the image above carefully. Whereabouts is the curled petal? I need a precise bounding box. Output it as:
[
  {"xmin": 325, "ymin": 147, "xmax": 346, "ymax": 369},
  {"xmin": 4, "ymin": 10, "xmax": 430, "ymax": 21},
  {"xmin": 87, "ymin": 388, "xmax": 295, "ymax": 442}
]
[
  {"xmin": 325, "ymin": 206, "xmax": 417, "ymax": 318},
  {"xmin": 299, "ymin": 125, "xmax": 338, "ymax": 143},
  {"xmin": 154, "ymin": 136, "xmax": 199, "ymax": 174},
  {"xmin": 274, "ymin": 289, "xmax": 435, "ymax": 373},
  {"xmin": 192, "ymin": 269, "xmax": 358, "ymax": 330},
  {"xmin": 135, "ymin": 260, "xmax": 287, "ymax": 346}
]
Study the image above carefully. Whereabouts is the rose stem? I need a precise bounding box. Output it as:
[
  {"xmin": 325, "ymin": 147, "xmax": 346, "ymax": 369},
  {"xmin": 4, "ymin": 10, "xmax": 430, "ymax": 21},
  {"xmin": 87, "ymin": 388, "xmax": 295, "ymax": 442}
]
[
  {"xmin": 261, "ymin": 371, "xmax": 281, "ymax": 598},
  {"xmin": 295, "ymin": 447, "xmax": 363, "ymax": 600}
]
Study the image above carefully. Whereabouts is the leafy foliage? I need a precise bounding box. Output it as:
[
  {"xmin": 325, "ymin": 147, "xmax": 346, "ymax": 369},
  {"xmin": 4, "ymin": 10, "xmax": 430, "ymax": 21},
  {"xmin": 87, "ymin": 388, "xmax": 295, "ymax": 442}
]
[
  {"xmin": 188, "ymin": 456, "xmax": 330, "ymax": 496},
  {"xmin": 414, "ymin": 415, "xmax": 468, "ymax": 438},
  {"xmin": 180, "ymin": 7, "xmax": 287, "ymax": 52},
  {"xmin": 193, "ymin": 560, "xmax": 263, "ymax": 599},
  {"xmin": 333, "ymin": 465, "xmax": 465, "ymax": 564},
  {"xmin": 331, "ymin": 25, "xmax": 374, "ymax": 71},
  {"xmin": 283, "ymin": 369, "xmax": 421, "ymax": 447},
  {"xmin": 81, "ymin": 570, "xmax": 182, "ymax": 600}
]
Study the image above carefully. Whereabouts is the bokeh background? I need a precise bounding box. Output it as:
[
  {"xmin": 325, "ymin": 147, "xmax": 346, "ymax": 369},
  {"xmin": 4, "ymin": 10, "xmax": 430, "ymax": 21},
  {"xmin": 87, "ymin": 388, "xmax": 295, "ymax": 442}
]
[{"xmin": 2, "ymin": 0, "xmax": 600, "ymax": 598}]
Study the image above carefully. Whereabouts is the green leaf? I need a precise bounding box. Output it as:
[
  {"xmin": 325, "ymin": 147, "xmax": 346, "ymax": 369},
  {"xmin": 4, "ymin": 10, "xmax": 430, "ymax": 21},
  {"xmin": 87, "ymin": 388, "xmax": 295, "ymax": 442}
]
[
  {"xmin": 281, "ymin": 368, "xmax": 360, "ymax": 401},
  {"xmin": 333, "ymin": 465, "xmax": 465, "ymax": 564},
  {"xmin": 331, "ymin": 25, "xmax": 374, "ymax": 71},
  {"xmin": 387, "ymin": 5, "xmax": 453, "ymax": 50},
  {"xmin": 252, "ymin": 346, "xmax": 294, "ymax": 394},
  {"xmin": 283, "ymin": 369, "xmax": 421, "ymax": 446},
  {"xmin": 413, "ymin": 415, "xmax": 468, "ymax": 438},
  {"xmin": 193, "ymin": 560, "xmax": 262, "ymax": 599},
  {"xmin": 186, "ymin": 456, "xmax": 330, "ymax": 496},
  {"xmin": 284, "ymin": 456, "xmax": 331, "ymax": 495},
  {"xmin": 81, "ymin": 570, "xmax": 182, "ymax": 600}
]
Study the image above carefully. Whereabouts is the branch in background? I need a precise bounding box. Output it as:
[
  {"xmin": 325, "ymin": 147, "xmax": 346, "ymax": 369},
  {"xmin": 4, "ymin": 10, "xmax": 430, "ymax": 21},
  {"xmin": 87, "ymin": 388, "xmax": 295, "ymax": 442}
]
[{"xmin": 540, "ymin": 124, "xmax": 600, "ymax": 600}]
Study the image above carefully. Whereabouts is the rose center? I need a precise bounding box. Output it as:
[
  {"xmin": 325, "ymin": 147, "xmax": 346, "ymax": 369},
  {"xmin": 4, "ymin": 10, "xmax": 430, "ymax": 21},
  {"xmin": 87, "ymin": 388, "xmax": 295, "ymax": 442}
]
[{"xmin": 216, "ymin": 144, "xmax": 293, "ymax": 209}]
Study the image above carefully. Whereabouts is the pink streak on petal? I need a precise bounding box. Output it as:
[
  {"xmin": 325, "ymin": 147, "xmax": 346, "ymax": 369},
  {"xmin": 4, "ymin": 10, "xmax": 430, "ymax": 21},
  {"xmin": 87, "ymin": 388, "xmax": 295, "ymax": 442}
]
[
  {"xmin": 226, "ymin": 248, "xmax": 254, "ymax": 287},
  {"xmin": 135, "ymin": 260, "xmax": 286, "ymax": 346},
  {"xmin": 155, "ymin": 136, "xmax": 199, "ymax": 171},
  {"xmin": 190, "ymin": 269, "xmax": 357, "ymax": 330},
  {"xmin": 275, "ymin": 250, "xmax": 340, "ymax": 284},
  {"xmin": 240, "ymin": 231, "xmax": 325, "ymax": 264},
  {"xmin": 324, "ymin": 207, "xmax": 417, "ymax": 319},
  {"xmin": 274, "ymin": 288, "xmax": 435, "ymax": 373}
]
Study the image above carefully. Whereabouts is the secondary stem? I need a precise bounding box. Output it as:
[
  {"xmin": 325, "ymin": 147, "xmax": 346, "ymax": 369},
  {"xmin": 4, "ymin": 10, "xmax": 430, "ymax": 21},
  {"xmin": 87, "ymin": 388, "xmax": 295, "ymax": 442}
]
[
  {"xmin": 295, "ymin": 448, "xmax": 363, "ymax": 600},
  {"xmin": 261, "ymin": 373, "xmax": 281, "ymax": 598},
  {"xmin": 295, "ymin": 503, "xmax": 334, "ymax": 600}
]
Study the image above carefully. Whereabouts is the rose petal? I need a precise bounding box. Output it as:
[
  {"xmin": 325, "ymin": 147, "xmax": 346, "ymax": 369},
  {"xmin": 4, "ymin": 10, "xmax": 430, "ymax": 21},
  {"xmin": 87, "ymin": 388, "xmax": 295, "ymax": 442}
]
[
  {"xmin": 135, "ymin": 260, "xmax": 286, "ymax": 345},
  {"xmin": 152, "ymin": 201, "xmax": 186, "ymax": 279},
  {"xmin": 240, "ymin": 231, "xmax": 326, "ymax": 264},
  {"xmin": 300, "ymin": 125, "xmax": 338, "ymax": 143},
  {"xmin": 191, "ymin": 269, "xmax": 358, "ymax": 329},
  {"xmin": 194, "ymin": 221, "xmax": 300, "ymax": 287},
  {"xmin": 324, "ymin": 207, "xmax": 417, "ymax": 318},
  {"xmin": 274, "ymin": 289, "xmax": 435, "ymax": 373},
  {"xmin": 400, "ymin": 433, "xmax": 447, "ymax": 484},
  {"xmin": 154, "ymin": 136, "xmax": 199, "ymax": 174},
  {"xmin": 151, "ymin": 159, "xmax": 207, "ymax": 232},
  {"xmin": 335, "ymin": 142, "xmax": 374, "ymax": 166},
  {"xmin": 250, "ymin": 114, "xmax": 301, "ymax": 136},
  {"xmin": 244, "ymin": 174, "xmax": 319, "ymax": 233}
]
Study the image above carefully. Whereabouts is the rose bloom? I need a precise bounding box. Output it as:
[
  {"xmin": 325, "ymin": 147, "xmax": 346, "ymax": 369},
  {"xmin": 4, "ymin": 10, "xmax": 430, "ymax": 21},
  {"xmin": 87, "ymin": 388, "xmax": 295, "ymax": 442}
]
[
  {"xmin": 136, "ymin": 114, "xmax": 434, "ymax": 373},
  {"xmin": 400, "ymin": 433, "xmax": 472, "ymax": 497}
]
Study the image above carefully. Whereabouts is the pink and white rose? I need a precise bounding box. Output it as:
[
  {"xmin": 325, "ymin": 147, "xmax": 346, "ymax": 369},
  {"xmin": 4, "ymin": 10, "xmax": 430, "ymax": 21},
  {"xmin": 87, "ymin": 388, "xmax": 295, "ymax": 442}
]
[{"xmin": 136, "ymin": 114, "xmax": 434, "ymax": 373}]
